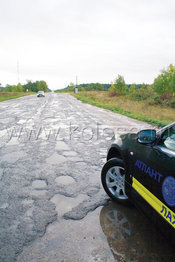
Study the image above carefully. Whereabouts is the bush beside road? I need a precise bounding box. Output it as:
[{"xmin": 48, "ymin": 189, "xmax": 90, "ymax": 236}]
[
  {"xmin": 0, "ymin": 92, "xmax": 34, "ymax": 102},
  {"xmin": 73, "ymin": 91, "xmax": 175, "ymax": 127}
]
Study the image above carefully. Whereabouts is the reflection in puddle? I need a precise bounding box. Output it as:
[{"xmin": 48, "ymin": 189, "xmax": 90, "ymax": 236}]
[
  {"xmin": 100, "ymin": 201, "xmax": 175, "ymax": 262},
  {"xmin": 17, "ymin": 207, "xmax": 115, "ymax": 262}
]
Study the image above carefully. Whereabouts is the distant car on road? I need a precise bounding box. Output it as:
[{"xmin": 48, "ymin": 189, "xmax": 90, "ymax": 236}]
[
  {"xmin": 101, "ymin": 122, "xmax": 175, "ymax": 243},
  {"xmin": 37, "ymin": 91, "xmax": 45, "ymax": 97}
]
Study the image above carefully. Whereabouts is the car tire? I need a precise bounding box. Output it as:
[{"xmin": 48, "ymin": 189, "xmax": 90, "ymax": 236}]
[{"xmin": 101, "ymin": 158, "xmax": 129, "ymax": 203}]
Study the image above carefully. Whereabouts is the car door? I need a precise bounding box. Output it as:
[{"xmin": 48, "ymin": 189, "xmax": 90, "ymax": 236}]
[
  {"xmin": 130, "ymin": 135, "xmax": 163, "ymax": 196},
  {"xmin": 131, "ymin": 124, "xmax": 175, "ymax": 231}
]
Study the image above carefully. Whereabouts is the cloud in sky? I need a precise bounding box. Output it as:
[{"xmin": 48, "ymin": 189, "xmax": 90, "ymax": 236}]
[{"xmin": 0, "ymin": 0, "xmax": 175, "ymax": 90}]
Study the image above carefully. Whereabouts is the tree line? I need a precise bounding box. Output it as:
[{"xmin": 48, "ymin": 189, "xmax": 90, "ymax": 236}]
[
  {"xmin": 63, "ymin": 64, "xmax": 175, "ymax": 96},
  {"xmin": 63, "ymin": 83, "xmax": 110, "ymax": 92},
  {"xmin": 108, "ymin": 64, "xmax": 175, "ymax": 108},
  {"xmin": 62, "ymin": 82, "xmax": 146, "ymax": 92},
  {"xmin": 108, "ymin": 64, "xmax": 175, "ymax": 96},
  {"xmin": 0, "ymin": 80, "xmax": 49, "ymax": 93}
]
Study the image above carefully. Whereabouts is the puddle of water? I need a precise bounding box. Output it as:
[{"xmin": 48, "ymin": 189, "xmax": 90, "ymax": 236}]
[
  {"xmin": 32, "ymin": 180, "xmax": 47, "ymax": 189},
  {"xmin": 17, "ymin": 207, "xmax": 115, "ymax": 262},
  {"xmin": 31, "ymin": 190, "xmax": 47, "ymax": 197},
  {"xmin": 46, "ymin": 153, "xmax": 66, "ymax": 165},
  {"xmin": 55, "ymin": 175, "xmax": 75, "ymax": 185},
  {"xmin": 100, "ymin": 201, "xmax": 175, "ymax": 262},
  {"xmin": 63, "ymin": 151, "xmax": 77, "ymax": 157},
  {"xmin": 55, "ymin": 141, "xmax": 70, "ymax": 151},
  {"xmin": 50, "ymin": 194, "xmax": 89, "ymax": 217}
]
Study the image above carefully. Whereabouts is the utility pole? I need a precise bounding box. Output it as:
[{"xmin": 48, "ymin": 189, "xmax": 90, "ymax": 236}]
[{"xmin": 17, "ymin": 60, "xmax": 20, "ymax": 84}]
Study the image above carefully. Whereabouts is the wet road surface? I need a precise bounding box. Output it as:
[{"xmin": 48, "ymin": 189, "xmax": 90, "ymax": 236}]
[{"xmin": 0, "ymin": 93, "xmax": 175, "ymax": 261}]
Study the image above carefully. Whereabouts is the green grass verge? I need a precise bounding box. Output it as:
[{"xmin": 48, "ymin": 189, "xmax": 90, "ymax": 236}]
[
  {"xmin": 0, "ymin": 92, "xmax": 34, "ymax": 102},
  {"xmin": 72, "ymin": 93, "xmax": 169, "ymax": 127}
]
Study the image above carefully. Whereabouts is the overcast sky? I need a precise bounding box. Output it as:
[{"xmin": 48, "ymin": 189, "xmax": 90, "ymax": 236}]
[{"xmin": 0, "ymin": 0, "xmax": 175, "ymax": 90}]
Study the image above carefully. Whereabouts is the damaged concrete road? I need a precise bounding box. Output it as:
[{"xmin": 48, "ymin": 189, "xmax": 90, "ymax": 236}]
[{"xmin": 1, "ymin": 93, "xmax": 174, "ymax": 262}]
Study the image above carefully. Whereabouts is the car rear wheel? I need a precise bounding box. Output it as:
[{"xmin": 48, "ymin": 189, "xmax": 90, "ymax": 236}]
[{"xmin": 101, "ymin": 158, "xmax": 128, "ymax": 203}]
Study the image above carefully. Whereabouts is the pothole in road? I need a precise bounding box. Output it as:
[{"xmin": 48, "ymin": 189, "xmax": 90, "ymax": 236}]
[
  {"xmin": 55, "ymin": 141, "xmax": 70, "ymax": 151},
  {"xmin": 7, "ymin": 137, "xmax": 20, "ymax": 146},
  {"xmin": 22, "ymin": 199, "xmax": 34, "ymax": 206},
  {"xmin": 24, "ymin": 207, "xmax": 34, "ymax": 218},
  {"xmin": 32, "ymin": 180, "xmax": 47, "ymax": 189},
  {"xmin": 66, "ymin": 156, "xmax": 82, "ymax": 162},
  {"xmin": 46, "ymin": 153, "xmax": 66, "ymax": 165},
  {"xmin": 1, "ymin": 151, "xmax": 27, "ymax": 163},
  {"xmin": 50, "ymin": 194, "xmax": 89, "ymax": 217},
  {"xmin": 55, "ymin": 175, "xmax": 76, "ymax": 185},
  {"xmin": 31, "ymin": 190, "xmax": 48, "ymax": 197},
  {"xmin": 63, "ymin": 151, "xmax": 77, "ymax": 157}
]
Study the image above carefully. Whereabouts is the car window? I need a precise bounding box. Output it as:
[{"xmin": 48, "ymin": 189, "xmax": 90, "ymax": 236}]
[{"xmin": 159, "ymin": 125, "xmax": 175, "ymax": 152}]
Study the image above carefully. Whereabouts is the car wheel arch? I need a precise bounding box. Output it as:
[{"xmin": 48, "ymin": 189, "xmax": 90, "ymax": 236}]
[{"xmin": 107, "ymin": 146, "xmax": 123, "ymax": 161}]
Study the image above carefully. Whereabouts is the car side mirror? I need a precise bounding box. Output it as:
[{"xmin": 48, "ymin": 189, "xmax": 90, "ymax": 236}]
[{"xmin": 138, "ymin": 130, "xmax": 156, "ymax": 144}]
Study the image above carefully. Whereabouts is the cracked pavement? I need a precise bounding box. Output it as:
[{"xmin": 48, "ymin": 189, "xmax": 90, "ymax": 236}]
[{"xmin": 0, "ymin": 93, "xmax": 156, "ymax": 261}]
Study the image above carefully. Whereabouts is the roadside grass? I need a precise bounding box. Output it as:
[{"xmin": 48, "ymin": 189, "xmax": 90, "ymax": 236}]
[
  {"xmin": 0, "ymin": 92, "xmax": 34, "ymax": 102},
  {"xmin": 72, "ymin": 91, "xmax": 175, "ymax": 127}
]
